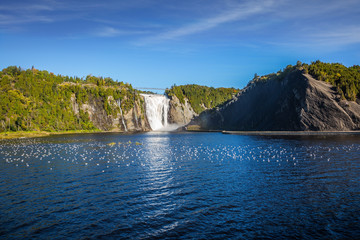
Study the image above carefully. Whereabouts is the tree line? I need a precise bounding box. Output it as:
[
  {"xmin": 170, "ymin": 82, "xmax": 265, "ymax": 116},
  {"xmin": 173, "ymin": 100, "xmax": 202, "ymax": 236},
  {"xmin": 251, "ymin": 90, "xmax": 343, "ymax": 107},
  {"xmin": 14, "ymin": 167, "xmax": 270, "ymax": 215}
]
[
  {"xmin": 166, "ymin": 84, "xmax": 239, "ymax": 114},
  {"xmin": 0, "ymin": 66, "xmax": 139, "ymax": 132}
]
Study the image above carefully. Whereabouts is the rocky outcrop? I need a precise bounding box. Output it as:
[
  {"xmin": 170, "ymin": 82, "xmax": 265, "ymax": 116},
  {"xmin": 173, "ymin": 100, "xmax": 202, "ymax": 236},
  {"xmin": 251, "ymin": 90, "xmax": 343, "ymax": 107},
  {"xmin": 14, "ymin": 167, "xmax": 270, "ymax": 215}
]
[
  {"xmin": 190, "ymin": 69, "xmax": 360, "ymax": 131},
  {"xmin": 71, "ymin": 94, "xmax": 150, "ymax": 131},
  {"xmin": 168, "ymin": 95, "xmax": 197, "ymax": 126}
]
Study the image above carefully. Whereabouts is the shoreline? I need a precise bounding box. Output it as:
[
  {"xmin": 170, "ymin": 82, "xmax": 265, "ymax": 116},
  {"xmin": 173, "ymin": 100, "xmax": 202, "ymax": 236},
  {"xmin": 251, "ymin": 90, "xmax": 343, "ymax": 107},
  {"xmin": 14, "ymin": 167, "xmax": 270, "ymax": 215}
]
[
  {"xmin": 0, "ymin": 129, "xmax": 126, "ymax": 140},
  {"xmin": 2, "ymin": 129, "xmax": 360, "ymax": 140},
  {"xmin": 222, "ymin": 131, "xmax": 360, "ymax": 136}
]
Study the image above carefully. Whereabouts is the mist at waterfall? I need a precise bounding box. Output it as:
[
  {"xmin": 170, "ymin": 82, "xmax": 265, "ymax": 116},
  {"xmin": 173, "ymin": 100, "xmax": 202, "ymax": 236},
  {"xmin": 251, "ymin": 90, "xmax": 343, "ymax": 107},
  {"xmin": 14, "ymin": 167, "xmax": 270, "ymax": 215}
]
[{"xmin": 141, "ymin": 94, "xmax": 178, "ymax": 131}]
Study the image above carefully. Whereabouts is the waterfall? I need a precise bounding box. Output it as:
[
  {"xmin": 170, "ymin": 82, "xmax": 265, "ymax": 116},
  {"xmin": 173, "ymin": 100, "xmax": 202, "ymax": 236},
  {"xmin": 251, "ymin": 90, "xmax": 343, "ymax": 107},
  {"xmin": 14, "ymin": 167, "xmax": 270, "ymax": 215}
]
[
  {"xmin": 133, "ymin": 102, "xmax": 139, "ymax": 130},
  {"xmin": 116, "ymin": 99, "xmax": 128, "ymax": 132},
  {"xmin": 141, "ymin": 94, "xmax": 170, "ymax": 131}
]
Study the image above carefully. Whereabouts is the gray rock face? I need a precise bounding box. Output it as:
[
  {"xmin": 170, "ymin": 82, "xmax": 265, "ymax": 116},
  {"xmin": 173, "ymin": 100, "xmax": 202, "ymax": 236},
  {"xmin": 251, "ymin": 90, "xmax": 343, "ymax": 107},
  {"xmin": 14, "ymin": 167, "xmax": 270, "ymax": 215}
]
[
  {"xmin": 72, "ymin": 94, "xmax": 150, "ymax": 132},
  {"xmin": 191, "ymin": 70, "xmax": 360, "ymax": 131},
  {"xmin": 168, "ymin": 95, "xmax": 197, "ymax": 126}
]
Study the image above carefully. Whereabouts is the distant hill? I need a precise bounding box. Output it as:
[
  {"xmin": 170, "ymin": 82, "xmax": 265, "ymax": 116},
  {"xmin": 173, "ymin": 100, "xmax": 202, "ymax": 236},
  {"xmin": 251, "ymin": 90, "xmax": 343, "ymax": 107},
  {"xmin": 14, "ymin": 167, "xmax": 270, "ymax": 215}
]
[{"xmin": 189, "ymin": 61, "xmax": 360, "ymax": 131}]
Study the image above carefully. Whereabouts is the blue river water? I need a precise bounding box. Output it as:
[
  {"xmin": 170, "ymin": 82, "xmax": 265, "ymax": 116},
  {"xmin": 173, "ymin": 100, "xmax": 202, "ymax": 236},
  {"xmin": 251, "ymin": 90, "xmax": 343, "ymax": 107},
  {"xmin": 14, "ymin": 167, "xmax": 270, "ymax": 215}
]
[{"xmin": 0, "ymin": 132, "xmax": 359, "ymax": 239}]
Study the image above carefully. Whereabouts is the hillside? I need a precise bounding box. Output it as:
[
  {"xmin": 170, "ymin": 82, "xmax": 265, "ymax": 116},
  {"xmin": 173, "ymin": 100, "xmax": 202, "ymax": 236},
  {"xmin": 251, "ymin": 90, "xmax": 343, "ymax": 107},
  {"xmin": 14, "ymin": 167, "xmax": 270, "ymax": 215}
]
[
  {"xmin": 166, "ymin": 84, "xmax": 238, "ymax": 114},
  {"xmin": 189, "ymin": 62, "xmax": 360, "ymax": 131},
  {"xmin": 166, "ymin": 84, "xmax": 239, "ymax": 125},
  {"xmin": 0, "ymin": 66, "xmax": 150, "ymax": 132},
  {"xmin": 305, "ymin": 61, "xmax": 360, "ymax": 101}
]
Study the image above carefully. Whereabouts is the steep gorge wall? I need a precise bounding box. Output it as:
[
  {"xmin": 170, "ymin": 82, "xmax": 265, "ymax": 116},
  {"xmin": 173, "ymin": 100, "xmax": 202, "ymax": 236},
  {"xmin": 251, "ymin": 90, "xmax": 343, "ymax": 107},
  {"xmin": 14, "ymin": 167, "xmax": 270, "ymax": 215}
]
[
  {"xmin": 168, "ymin": 95, "xmax": 197, "ymax": 126},
  {"xmin": 70, "ymin": 93, "xmax": 151, "ymax": 132}
]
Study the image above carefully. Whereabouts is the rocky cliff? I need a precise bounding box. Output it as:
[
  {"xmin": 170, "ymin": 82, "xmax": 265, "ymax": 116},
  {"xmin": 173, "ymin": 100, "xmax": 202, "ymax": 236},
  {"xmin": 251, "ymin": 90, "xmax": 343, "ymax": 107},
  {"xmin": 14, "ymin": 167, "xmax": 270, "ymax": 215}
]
[
  {"xmin": 190, "ymin": 69, "xmax": 360, "ymax": 131},
  {"xmin": 71, "ymin": 93, "xmax": 151, "ymax": 132},
  {"xmin": 168, "ymin": 95, "xmax": 197, "ymax": 126}
]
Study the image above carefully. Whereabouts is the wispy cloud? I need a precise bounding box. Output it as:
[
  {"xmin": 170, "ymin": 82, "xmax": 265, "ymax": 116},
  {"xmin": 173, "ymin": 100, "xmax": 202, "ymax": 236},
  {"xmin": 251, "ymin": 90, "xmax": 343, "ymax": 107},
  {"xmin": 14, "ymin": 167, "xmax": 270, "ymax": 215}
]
[
  {"xmin": 0, "ymin": 14, "xmax": 53, "ymax": 25},
  {"xmin": 0, "ymin": 4, "xmax": 54, "ymax": 11},
  {"xmin": 273, "ymin": 0, "xmax": 358, "ymax": 19},
  {"xmin": 137, "ymin": 0, "xmax": 275, "ymax": 44},
  {"xmin": 0, "ymin": 0, "xmax": 56, "ymax": 26},
  {"xmin": 0, "ymin": 0, "xmax": 135, "ymax": 26},
  {"xmin": 309, "ymin": 26, "xmax": 360, "ymax": 46},
  {"xmin": 0, "ymin": 0, "xmax": 158, "ymax": 35},
  {"xmin": 96, "ymin": 27, "xmax": 122, "ymax": 37},
  {"xmin": 95, "ymin": 26, "xmax": 148, "ymax": 37},
  {"xmin": 1, "ymin": 0, "xmax": 359, "ymax": 51},
  {"xmin": 264, "ymin": 24, "xmax": 360, "ymax": 51}
]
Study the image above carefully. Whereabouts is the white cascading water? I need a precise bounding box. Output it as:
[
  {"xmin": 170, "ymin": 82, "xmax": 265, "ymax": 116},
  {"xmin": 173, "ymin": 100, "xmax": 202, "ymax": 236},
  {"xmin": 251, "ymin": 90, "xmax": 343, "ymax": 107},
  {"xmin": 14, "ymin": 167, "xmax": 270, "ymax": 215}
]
[
  {"xmin": 141, "ymin": 94, "xmax": 170, "ymax": 131},
  {"xmin": 116, "ymin": 99, "xmax": 128, "ymax": 132}
]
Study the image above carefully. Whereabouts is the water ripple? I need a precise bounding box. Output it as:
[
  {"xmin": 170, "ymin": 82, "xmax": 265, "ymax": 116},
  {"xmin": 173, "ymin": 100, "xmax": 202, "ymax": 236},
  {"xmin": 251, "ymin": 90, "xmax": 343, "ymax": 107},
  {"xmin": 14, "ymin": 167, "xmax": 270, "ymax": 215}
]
[{"xmin": 0, "ymin": 133, "xmax": 360, "ymax": 239}]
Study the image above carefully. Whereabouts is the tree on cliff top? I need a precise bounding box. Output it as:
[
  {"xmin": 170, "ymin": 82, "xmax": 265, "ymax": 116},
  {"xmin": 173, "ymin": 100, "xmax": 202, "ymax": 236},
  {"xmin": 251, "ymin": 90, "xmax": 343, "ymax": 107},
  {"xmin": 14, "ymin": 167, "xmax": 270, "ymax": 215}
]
[{"xmin": 166, "ymin": 84, "xmax": 239, "ymax": 114}]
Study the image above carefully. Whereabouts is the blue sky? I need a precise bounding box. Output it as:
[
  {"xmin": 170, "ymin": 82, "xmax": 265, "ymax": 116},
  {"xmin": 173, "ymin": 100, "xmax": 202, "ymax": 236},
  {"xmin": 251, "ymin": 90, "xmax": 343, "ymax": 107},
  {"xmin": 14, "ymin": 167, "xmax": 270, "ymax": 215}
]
[{"xmin": 1, "ymin": 0, "xmax": 359, "ymax": 90}]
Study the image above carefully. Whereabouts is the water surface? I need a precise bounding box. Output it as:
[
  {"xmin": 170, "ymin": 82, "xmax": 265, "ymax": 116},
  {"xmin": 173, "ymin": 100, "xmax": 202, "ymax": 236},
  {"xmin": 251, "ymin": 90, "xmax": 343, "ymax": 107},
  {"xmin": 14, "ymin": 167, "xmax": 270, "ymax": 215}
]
[{"xmin": 1, "ymin": 132, "xmax": 359, "ymax": 239}]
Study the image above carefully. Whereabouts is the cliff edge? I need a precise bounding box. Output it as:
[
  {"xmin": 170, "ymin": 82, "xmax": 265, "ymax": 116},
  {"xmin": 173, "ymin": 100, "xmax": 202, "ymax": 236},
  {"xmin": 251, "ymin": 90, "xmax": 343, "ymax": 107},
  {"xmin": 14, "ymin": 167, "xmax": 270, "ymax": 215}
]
[
  {"xmin": 168, "ymin": 95, "xmax": 198, "ymax": 126},
  {"xmin": 190, "ymin": 69, "xmax": 360, "ymax": 131}
]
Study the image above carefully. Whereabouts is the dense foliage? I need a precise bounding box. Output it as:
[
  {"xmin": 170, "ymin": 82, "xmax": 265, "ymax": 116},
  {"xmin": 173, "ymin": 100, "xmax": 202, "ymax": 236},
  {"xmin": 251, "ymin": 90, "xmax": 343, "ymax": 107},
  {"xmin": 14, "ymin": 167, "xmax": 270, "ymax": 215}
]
[
  {"xmin": 166, "ymin": 84, "xmax": 239, "ymax": 114},
  {"xmin": 304, "ymin": 61, "xmax": 360, "ymax": 101},
  {"xmin": 0, "ymin": 66, "xmax": 138, "ymax": 132}
]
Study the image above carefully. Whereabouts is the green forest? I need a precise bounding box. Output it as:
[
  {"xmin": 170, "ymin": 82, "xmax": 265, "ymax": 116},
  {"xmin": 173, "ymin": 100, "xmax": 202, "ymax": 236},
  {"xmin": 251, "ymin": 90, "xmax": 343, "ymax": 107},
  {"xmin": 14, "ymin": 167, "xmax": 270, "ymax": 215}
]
[
  {"xmin": 304, "ymin": 61, "xmax": 360, "ymax": 101},
  {"xmin": 165, "ymin": 84, "xmax": 239, "ymax": 114},
  {"xmin": 0, "ymin": 66, "xmax": 138, "ymax": 132}
]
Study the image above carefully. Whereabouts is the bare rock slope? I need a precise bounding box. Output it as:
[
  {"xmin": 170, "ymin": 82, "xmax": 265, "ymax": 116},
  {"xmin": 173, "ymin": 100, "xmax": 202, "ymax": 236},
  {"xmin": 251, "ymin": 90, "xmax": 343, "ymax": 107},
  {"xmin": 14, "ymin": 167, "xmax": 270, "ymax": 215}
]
[
  {"xmin": 168, "ymin": 95, "xmax": 197, "ymax": 126},
  {"xmin": 190, "ymin": 69, "xmax": 360, "ymax": 131}
]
